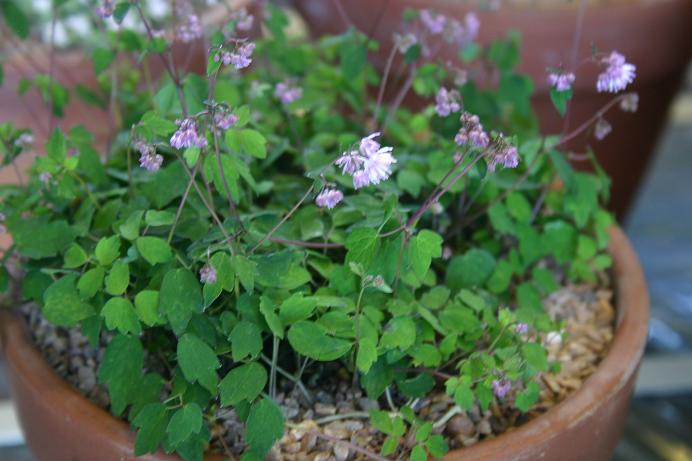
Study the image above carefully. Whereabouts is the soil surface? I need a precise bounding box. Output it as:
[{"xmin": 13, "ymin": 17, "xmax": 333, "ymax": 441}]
[{"xmin": 21, "ymin": 282, "xmax": 615, "ymax": 460}]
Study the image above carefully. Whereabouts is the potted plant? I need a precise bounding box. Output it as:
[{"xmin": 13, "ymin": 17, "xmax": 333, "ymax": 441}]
[
  {"xmin": 293, "ymin": 0, "xmax": 692, "ymax": 220},
  {"xmin": 0, "ymin": 2, "xmax": 648, "ymax": 461}
]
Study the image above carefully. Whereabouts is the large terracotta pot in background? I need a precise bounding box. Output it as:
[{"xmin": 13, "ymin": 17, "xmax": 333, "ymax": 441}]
[
  {"xmin": 0, "ymin": 227, "xmax": 649, "ymax": 461},
  {"xmin": 293, "ymin": 0, "xmax": 692, "ymax": 220}
]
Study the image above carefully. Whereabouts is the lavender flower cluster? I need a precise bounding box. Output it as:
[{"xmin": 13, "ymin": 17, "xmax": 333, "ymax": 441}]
[
  {"xmin": 214, "ymin": 111, "xmax": 239, "ymax": 131},
  {"xmin": 134, "ymin": 141, "xmax": 163, "ymax": 172},
  {"xmin": 214, "ymin": 42, "xmax": 256, "ymax": 70},
  {"xmin": 435, "ymin": 87, "xmax": 461, "ymax": 117},
  {"xmin": 420, "ymin": 9, "xmax": 479, "ymax": 47},
  {"xmin": 455, "ymin": 112, "xmax": 489, "ymax": 149},
  {"xmin": 274, "ymin": 81, "xmax": 303, "ymax": 106},
  {"xmin": 336, "ymin": 133, "xmax": 397, "ymax": 190},
  {"xmin": 170, "ymin": 118, "xmax": 207, "ymax": 150},
  {"xmin": 199, "ymin": 264, "xmax": 217, "ymax": 284},
  {"xmin": 547, "ymin": 51, "xmax": 636, "ymax": 95}
]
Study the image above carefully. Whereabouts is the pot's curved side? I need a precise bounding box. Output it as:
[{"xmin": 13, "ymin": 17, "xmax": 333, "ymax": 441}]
[
  {"xmin": 0, "ymin": 227, "xmax": 648, "ymax": 461},
  {"xmin": 0, "ymin": 312, "xmax": 186, "ymax": 461},
  {"xmin": 444, "ymin": 226, "xmax": 649, "ymax": 461}
]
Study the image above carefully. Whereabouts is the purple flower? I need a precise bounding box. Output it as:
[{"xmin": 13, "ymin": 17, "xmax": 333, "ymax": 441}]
[
  {"xmin": 359, "ymin": 132, "xmax": 382, "ymax": 157},
  {"xmin": 222, "ymin": 42, "xmax": 256, "ymax": 70},
  {"xmin": 597, "ymin": 51, "xmax": 636, "ymax": 93},
  {"xmin": 420, "ymin": 9, "xmax": 446, "ymax": 35},
  {"xmin": 363, "ymin": 146, "xmax": 396, "ymax": 185},
  {"xmin": 274, "ymin": 81, "xmax": 303, "ymax": 105},
  {"xmin": 14, "ymin": 133, "xmax": 34, "ymax": 147},
  {"xmin": 231, "ymin": 8, "xmax": 254, "ymax": 32},
  {"xmin": 594, "ymin": 118, "xmax": 612, "ymax": 140},
  {"xmin": 176, "ymin": 15, "xmax": 203, "ymax": 43},
  {"xmin": 620, "ymin": 92, "xmax": 639, "ymax": 112},
  {"xmin": 352, "ymin": 170, "xmax": 370, "ymax": 189},
  {"xmin": 456, "ymin": 112, "xmax": 489, "ymax": 149},
  {"xmin": 515, "ymin": 323, "xmax": 529, "ymax": 335},
  {"xmin": 486, "ymin": 142, "xmax": 519, "ymax": 171},
  {"xmin": 170, "ymin": 118, "xmax": 207, "ymax": 150},
  {"xmin": 199, "ymin": 264, "xmax": 217, "ymax": 284},
  {"xmin": 135, "ymin": 141, "xmax": 163, "ymax": 172},
  {"xmin": 492, "ymin": 379, "xmax": 512, "ymax": 399},
  {"xmin": 0, "ymin": 224, "xmax": 5, "ymax": 235},
  {"xmin": 446, "ymin": 13, "xmax": 480, "ymax": 46},
  {"xmin": 335, "ymin": 150, "xmax": 365, "ymax": 175},
  {"xmin": 337, "ymin": 133, "xmax": 396, "ymax": 189},
  {"xmin": 548, "ymin": 71, "xmax": 576, "ymax": 92},
  {"xmin": 394, "ymin": 33, "xmax": 418, "ymax": 54},
  {"xmin": 214, "ymin": 112, "xmax": 239, "ymax": 131},
  {"xmin": 435, "ymin": 87, "xmax": 461, "ymax": 117},
  {"xmin": 39, "ymin": 172, "xmax": 52, "ymax": 184},
  {"xmin": 95, "ymin": 0, "xmax": 114, "ymax": 18},
  {"xmin": 315, "ymin": 188, "xmax": 344, "ymax": 209}
]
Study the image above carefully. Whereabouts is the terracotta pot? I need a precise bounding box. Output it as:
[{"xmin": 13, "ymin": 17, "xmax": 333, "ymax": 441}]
[
  {"xmin": 0, "ymin": 226, "xmax": 648, "ymax": 461},
  {"xmin": 293, "ymin": 0, "xmax": 692, "ymax": 220}
]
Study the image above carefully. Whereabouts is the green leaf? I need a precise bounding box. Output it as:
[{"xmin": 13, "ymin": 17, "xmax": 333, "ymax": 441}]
[
  {"xmin": 166, "ymin": 403, "xmax": 203, "ymax": 448},
  {"xmin": 133, "ymin": 403, "xmax": 169, "ymax": 455},
  {"xmin": 356, "ymin": 337, "xmax": 378, "ymax": 373},
  {"xmin": 77, "ymin": 267, "xmax": 105, "ymax": 299},
  {"xmin": 1, "ymin": 1, "xmax": 29, "ymax": 38},
  {"xmin": 92, "ymin": 47, "xmax": 114, "ymax": 75},
  {"xmin": 506, "ymin": 192, "xmax": 532, "ymax": 223},
  {"xmin": 259, "ymin": 296, "xmax": 284, "ymax": 338},
  {"xmin": 231, "ymin": 255, "xmax": 257, "ymax": 292},
  {"xmin": 177, "ymin": 333, "xmax": 220, "ymax": 394},
  {"xmin": 43, "ymin": 276, "xmax": 95, "ymax": 326},
  {"xmin": 445, "ymin": 249, "xmax": 496, "ymax": 292},
  {"xmin": 159, "ymin": 269, "xmax": 203, "ymax": 336},
  {"xmin": 102, "ymin": 297, "xmax": 141, "ymax": 335},
  {"xmin": 426, "ymin": 434, "xmax": 448, "ymax": 459},
  {"xmin": 345, "ymin": 227, "xmax": 379, "ymax": 268},
  {"xmin": 145, "ymin": 210, "xmax": 176, "ymax": 226},
  {"xmin": 112, "ymin": 1, "xmax": 130, "ymax": 24},
  {"xmin": 105, "ymin": 261, "xmax": 129, "ymax": 295},
  {"xmin": 397, "ymin": 170, "xmax": 426, "ymax": 197},
  {"xmin": 95, "ymin": 235, "xmax": 121, "ymax": 266},
  {"xmin": 380, "ymin": 317, "xmax": 416, "ymax": 351},
  {"xmin": 550, "ymin": 88, "xmax": 573, "ymax": 117},
  {"xmin": 246, "ymin": 398, "xmax": 285, "ymax": 457},
  {"xmin": 521, "ymin": 342, "xmax": 548, "ymax": 372},
  {"xmin": 454, "ymin": 383, "xmax": 475, "ymax": 411},
  {"xmin": 229, "ymin": 320, "xmax": 263, "ymax": 361},
  {"xmin": 141, "ymin": 111, "xmax": 177, "ymax": 137},
  {"xmin": 63, "ymin": 244, "xmax": 88, "ymax": 268},
  {"xmin": 46, "ymin": 127, "xmax": 66, "ymax": 161},
  {"xmin": 411, "ymin": 444, "xmax": 427, "ymax": 461},
  {"xmin": 119, "ymin": 210, "xmax": 143, "ymax": 240},
  {"xmin": 279, "ymin": 293, "xmax": 317, "ymax": 325},
  {"xmin": 134, "ymin": 290, "xmax": 164, "ymax": 326},
  {"xmin": 98, "ymin": 335, "xmax": 143, "ymax": 416},
  {"xmin": 515, "ymin": 381, "xmax": 540, "ymax": 412},
  {"xmin": 7, "ymin": 217, "xmax": 75, "ymax": 259},
  {"xmin": 219, "ymin": 362, "xmax": 267, "ymax": 405},
  {"xmin": 136, "ymin": 237, "xmax": 173, "ymax": 265},
  {"xmin": 287, "ymin": 321, "xmax": 352, "ymax": 361},
  {"xmin": 409, "ymin": 230, "xmax": 443, "ymax": 279},
  {"xmin": 340, "ymin": 31, "xmax": 366, "ymax": 80},
  {"xmin": 226, "ymin": 129, "xmax": 268, "ymax": 159}
]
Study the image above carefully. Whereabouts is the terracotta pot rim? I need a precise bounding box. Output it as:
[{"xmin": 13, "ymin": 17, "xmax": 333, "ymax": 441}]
[{"xmin": 0, "ymin": 226, "xmax": 649, "ymax": 461}]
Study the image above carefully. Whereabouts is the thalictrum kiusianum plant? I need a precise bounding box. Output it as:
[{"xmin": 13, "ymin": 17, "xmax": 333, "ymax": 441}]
[{"xmin": 0, "ymin": 1, "xmax": 638, "ymax": 460}]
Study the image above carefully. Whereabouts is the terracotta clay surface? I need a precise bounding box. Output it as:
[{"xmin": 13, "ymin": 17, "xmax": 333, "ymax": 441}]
[
  {"xmin": 0, "ymin": 226, "xmax": 648, "ymax": 461},
  {"xmin": 294, "ymin": 0, "xmax": 692, "ymax": 219}
]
